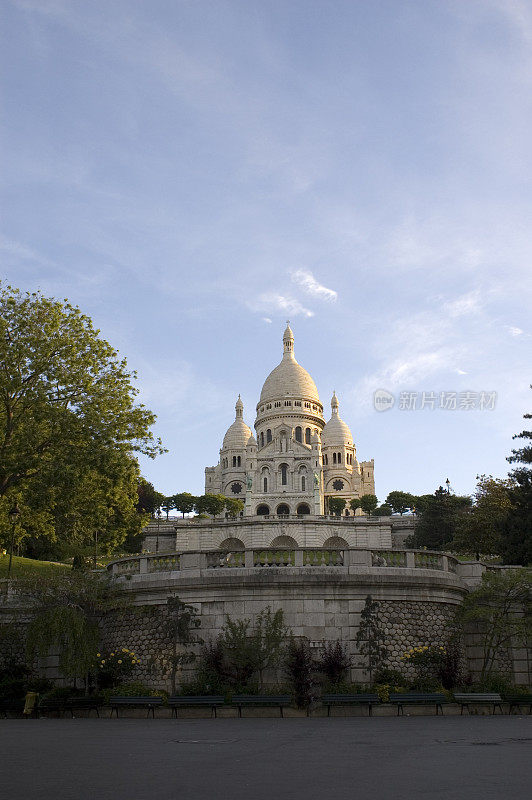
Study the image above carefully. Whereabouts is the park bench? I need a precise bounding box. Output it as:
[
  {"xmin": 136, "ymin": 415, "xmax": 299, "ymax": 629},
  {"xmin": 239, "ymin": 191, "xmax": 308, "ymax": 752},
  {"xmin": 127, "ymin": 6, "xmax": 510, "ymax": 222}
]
[
  {"xmin": 453, "ymin": 693, "xmax": 504, "ymax": 715},
  {"xmin": 505, "ymin": 694, "xmax": 532, "ymax": 715},
  {"xmin": 321, "ymin": 693, "xmax": 380, "ymax": 717},
  {"xmin": 38, "ymin": 698, "xmax": 70, "ymax": 718},
  {"xmin": 109, "ymin": 696, "xmax": 163, "ymax": 718},
  {"xmin": 67, "ymin": 697, "xmax": 103, "ymax": 717},
  {"xmin": 232, "ymin": 695, "xmax": 291, "ymax": 717},
  {"xmin": 0, "ymin": 698, "xmax": 25, "ymax": 718},
  {"xmin": 168, "ymin": 696, "xmax": 225, "ymax": 718},
  {"xmin": 389, "ymin": 692, "xmax": 448, "ymax": 715}
]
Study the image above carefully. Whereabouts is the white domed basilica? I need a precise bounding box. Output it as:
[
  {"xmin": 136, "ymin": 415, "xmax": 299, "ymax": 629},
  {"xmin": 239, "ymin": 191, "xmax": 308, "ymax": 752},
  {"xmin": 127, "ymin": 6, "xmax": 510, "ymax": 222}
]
[{"xmin": 205, "ymin": 324, "xmax": 375, "ymax": 517}]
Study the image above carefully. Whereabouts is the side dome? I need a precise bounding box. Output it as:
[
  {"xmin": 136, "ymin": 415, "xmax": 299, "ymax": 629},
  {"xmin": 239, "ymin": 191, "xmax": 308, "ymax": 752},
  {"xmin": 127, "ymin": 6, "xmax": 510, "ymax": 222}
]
[
  {"xmin": 321, "ymin": 392, "xmax": 354, "ymax": 447},
  {"xmin": 223, "ymin": 395, "xmax": 252, "ymax": 449},
  {"xmin": 259, "ymin": 323, "xmax": 321, "ymax": 403}
]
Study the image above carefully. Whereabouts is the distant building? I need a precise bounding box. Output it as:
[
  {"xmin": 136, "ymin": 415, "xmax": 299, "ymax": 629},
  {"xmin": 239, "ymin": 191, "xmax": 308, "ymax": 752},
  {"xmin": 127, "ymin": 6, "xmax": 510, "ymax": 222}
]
[{"xmin": 205, "ymin": 323, "xmax": 375, "ymax": 517}]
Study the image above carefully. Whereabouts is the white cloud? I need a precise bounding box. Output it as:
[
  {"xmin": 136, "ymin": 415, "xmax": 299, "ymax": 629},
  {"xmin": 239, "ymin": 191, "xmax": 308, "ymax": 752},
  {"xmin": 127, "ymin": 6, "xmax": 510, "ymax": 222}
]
[
  {"xmin": 507, "ymin": 326, "xmax": 523, "ymax": 336},
  {"xmin": 290, "ymin": 269, "xmax": 337, "ymax": 302},
  {"xmin": 248, "ymin": 293, "xmax": 314, "ymax": 318},
  {"xmin": 262, "ymin": 317, "xmax": 272, "ymax": 324},
  {"xmin": 444, "ymin": 290, "xmax": 483, "ymax": 317}
]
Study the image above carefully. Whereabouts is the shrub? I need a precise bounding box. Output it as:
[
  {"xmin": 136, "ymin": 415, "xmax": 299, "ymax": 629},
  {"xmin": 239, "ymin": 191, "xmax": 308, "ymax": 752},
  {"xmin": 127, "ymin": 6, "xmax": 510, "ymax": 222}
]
[
  {"xmin": 317, "ymin": 640, "xmax": 351, "ymax": 686},
  {"xmin": 96, "ymin": 648, "xmax": 139, "ymax": 689},
  {"xmin": 373, "ymin": 668, "xmax": 406, "ymax": 688},
  {"xmin": 284, "ymin": 638, "xmax": 315, "ymax": 709}
]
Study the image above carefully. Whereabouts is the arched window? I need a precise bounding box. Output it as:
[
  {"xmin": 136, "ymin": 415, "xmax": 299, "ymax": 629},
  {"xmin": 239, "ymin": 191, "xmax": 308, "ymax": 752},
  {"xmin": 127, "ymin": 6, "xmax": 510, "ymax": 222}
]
[
  {"xmin": 266, "ymin": 429, "xmax": 272, "ymax": 443},
  {"xmin": 280, "ymin": 464, "xmax": 288, "ymax": 485},
  {"xmin": 301, "ymin": 476, "xmax": 306, "ymax": 491},
  {"xmin": 305, "ymin": 427, "xmax": 311, "ymax": 444},
  {"xmin": 295, "ymin": 426, "xmax": 302, "ymax": 443},
  {"xmin": 237, "ymin": 455, "xmax": 241, "ymax": 467},
  {"xmin": 232, "ymin": 456, "xmax": 236, "ymax": 467},
  {"xmin": 263, "ymin": 477, "xmax": 268, "ymax": 492},
  {"xmin": 333, "ymin": 452, "xmax": 337, "ymax": 465},
  {"xmin": 256, "ymin": 504, "xmax": 270, "ymax": 516},
  {"xmin": 337, "ymin": 452, "xmax": 341, "ymax": 464},
  {"xmin": 276, "ymin": 503, "xmax": 290, "ymax": 516},
  {"xmin": 260, "ymin": 432, "xmax": 264, "ymax": 447},
  {"xmin": 296, "ymin": 503, "xmax": 310, "ymax": 515}
]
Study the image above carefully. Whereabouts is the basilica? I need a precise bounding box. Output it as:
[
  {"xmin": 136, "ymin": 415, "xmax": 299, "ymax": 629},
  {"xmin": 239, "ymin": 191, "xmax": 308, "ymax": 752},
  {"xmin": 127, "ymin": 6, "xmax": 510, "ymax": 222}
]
[{"xmin": 205, "ymin": 324, "xmax": 375, "ymax": 517}]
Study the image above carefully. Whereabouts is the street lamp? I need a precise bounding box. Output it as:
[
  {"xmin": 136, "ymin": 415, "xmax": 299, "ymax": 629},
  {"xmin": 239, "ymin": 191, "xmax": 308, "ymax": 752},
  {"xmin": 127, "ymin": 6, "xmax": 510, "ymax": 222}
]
[
  {"xmin": 7, "ymin": 503, "xmax": 20, "ymax": 581},
  {"xmin": 156, "ymin": 508, "xmax": 161, "ymax": 553},
  {"xmin": 445, "ymin": 478, "xmax": 451, "ymax": 494}
]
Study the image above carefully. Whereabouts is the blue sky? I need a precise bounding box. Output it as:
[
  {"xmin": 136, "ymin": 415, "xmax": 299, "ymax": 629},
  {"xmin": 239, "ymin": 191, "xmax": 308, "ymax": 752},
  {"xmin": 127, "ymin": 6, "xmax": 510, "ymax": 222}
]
[{"xmin": 1, "ymin": 0, "xmax": 531, "ymax": 502}]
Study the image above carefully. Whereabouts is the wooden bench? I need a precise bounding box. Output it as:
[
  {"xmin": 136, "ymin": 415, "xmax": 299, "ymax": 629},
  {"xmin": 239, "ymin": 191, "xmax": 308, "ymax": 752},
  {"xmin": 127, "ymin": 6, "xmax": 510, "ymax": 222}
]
[
  {"xmin": 232, "ymin": 695, "xmax": 291, "ymax": 717},
  {"xmin": 453, "ymin": 693, "xmax": 504, "ymax": 715},
  {"xmin": 505, "ymin": 694, "xmax": 532, "ymax": 715},
  {"xmin": 0, "ymin": 698, "xmax": 25, "ymax": 718},
  {"xmin": 38, "ymin": 698, "xmax": 70, "ymax": 718},
  {"xmin": 168, "ymin": 696, "xmax": 225, "ymax": 718},
  {"xmin": 109, "ymin": 696, "xmax": 163, "ymax": 718},
  {"xmin": 322, "ymin": 693, "xmax": 380, "ymax": 717},
  {"xmin": 67, "ymin": 697, "xmax": 102, "ymax": 717},
  {"xmin": 389, "ymin": 692, "xmax": 448, "ymax": 715}
]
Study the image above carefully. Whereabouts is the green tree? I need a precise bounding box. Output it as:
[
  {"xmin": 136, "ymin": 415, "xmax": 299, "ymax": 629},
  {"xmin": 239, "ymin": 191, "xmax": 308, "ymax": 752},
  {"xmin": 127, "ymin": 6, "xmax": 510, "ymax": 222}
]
[
  {"xmin": 386, "ymin": 491, "xmax": 415, "ymax": 515},
  {"xmin": 173, "ymin": 492, "xmax": 196, "ymax": 518},
  {"xmin": 224, "ymin": 498, "xmax": 244, "ymax": 517},
  {"xmin": 375, "ymin": 504, "xmax": 392, "ymax": 516},
  {"xmin": 458, "ymin": 569, "xmax": 531, "ymax": 683},
  {"xmin": 501, "ymin": 398, "xmax": 532, "ymax": 565},
  {"xmin": 250, "ymin": 607, "xmax": 288, "ymax": 689},
  {"xmin": 161, "ymin": 497, "xmax": 174, "ymax": 520},
  {"xmin": 136, "ymin": 477, "xmax": 163, "ymax": 517},
  {"xmin": 359, "ymin": 494, "xmax": 379, "ymax": 516},
  {"xmin": 0, "ymin": 284, "xmax": 164, "ymax": 553},
  {"xmin": 452, "ymin": 475, "xmax": 514, "ymax": 558},
  {"xmin": 411, "ymin": 487, "xmax": 472, "ymax": 550},
  {"xmin": 152, "ymin": 596, "xmax": 202, "ymax": 694},
  {"xmin": 355, "ymin": 595, "xmax": 388, "ymax": 685},
  {"xmin": 349, "ymin": 497, "xmax": 361, "ymax": 513},
  {"xmin": 328, "ymin": 497, "xmax": 346, "ymax": 516},
  {"xmin": 196, "ymin": 494, "xmax": 226, "ymax": 519},
  {"xmin": 20, "ymin": 571, "xmax": 127, "ymax": 690}
]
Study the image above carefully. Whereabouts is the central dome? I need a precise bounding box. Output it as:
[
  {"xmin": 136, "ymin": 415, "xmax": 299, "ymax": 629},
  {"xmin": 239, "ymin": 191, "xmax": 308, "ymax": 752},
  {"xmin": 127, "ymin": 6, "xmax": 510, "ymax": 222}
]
[{"xmin": 259, "ymin": 324, "xmax": 321, "ymax": 404}]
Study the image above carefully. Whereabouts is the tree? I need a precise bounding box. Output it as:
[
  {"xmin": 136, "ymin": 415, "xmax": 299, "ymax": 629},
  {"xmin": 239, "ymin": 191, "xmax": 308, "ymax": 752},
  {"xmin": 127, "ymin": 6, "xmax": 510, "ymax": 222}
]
[
  {"xmin": 136, "ymin": 478, "xmax": 164, "ymax": 517},
  {"xmin": 284, "ymin": 637, "xmax": 315, "ymax": 709},
  {"xmin": 452, "ymin": 475, "xmax": 514, "ymax": 558},
  {"xmin": 375, "ymin": 504, "xmax": 392, "ymax": 516},
  {"xmin": 359, "ymin": 494, "xmax": 379, "ymax": 516},
  {"xmin": 458, "ymin": 569, "xmax": 531, "ymax": 683},
  {"xmin": 0, "ymin": 284, "xmax": 164, "ymax": 553},
  {"xmin": 196, "ymin": 494, "xmax": 226, "ymax": 519},
  {"xmin": 328, "ymin": 497, "xmax": 346, "ymax": 516},
  {"xmin": 349, "ymin": 497, "xmax": 361, "ymax": 513},
  {"xmin": 386, "ymin": 491, "xmax": 415, "ymax": 515},
  {"xmin": 156, "ymin": 596, "xmax": 201, "ymax": 694},
  {"xmin": 173, "ymin": 492, "xmax": 196, "ymax": 518},
  {"xmin": 20, "ymin": 571, "xmax": 127, "ymax": 690},
  {"xmin": 411, "ymin": 487, "xmax": 472, "ymax": 550},
  {"xmin": 355, "ymin": 595, "xmax": 388, "ymax": 685},
  {"xmin": 317, "ymin": 640, "xmax": 351, "ymax": 686},
  {"xmin": 224, "ymin": 498, "xmax": 244, "ymax": 517},
  {"xmin": 501, "ymin": 397, "xmax": 532, "ymax": 565},
  {"xmin": 161, "ymin": 497, "xmax": 175, "ymax": 520},
  {"xmin": 250, "ymin": 607, "xmax": 288, "ymax": 689}
]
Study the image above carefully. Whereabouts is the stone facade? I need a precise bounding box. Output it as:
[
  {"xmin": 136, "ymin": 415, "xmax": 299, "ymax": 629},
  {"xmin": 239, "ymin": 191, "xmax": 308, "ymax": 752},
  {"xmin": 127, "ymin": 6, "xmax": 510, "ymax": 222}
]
[{"xmin": 205, "ymin": 325, "xmax": 375, "ymax": 517}]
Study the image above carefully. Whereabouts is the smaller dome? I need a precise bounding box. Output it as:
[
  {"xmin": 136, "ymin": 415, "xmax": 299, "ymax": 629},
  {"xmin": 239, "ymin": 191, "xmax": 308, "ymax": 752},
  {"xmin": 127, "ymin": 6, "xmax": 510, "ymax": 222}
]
[
  {"xmin": 223, "ymin": 396, "xmax": 252, "ymax": 449},
  {"xmin": 321, "ymin": 392, "xmax": 354, "ymax": 447}
]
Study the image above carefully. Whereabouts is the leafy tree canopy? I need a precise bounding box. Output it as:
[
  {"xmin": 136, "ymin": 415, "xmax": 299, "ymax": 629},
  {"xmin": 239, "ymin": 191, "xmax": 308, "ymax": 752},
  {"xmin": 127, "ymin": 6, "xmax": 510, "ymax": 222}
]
[
  {"xmin": 501, "ymin": 393, "xmax": 532, "ymax": 565},
  {"xmin": 451, "ymin": 475, "xmax": 514, "ymax": 558},
  {"xmin": 410, "ymin": 487, "xmax": 472, "ymax": 550},
  {"xmin": 386, "ymin": 491, "xmax": 416, "ymax": 515},
  {"xmin": 328, "ymin": 497, "xmax": 346, "ymax": 516}
]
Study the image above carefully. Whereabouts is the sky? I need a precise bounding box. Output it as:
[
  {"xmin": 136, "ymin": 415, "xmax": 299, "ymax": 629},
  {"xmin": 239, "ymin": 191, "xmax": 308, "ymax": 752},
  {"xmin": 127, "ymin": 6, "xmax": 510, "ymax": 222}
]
[{"xmin": 1, "ymin": 0, "xmax": 531, "ymax": 502}]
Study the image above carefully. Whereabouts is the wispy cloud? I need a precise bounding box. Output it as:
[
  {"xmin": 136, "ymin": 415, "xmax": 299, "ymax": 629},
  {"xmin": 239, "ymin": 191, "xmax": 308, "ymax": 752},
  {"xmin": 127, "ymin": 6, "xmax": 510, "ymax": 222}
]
[
  {"xmin": 248, "ymin": 293, "xmax": 314, "ymax": 318},
  {"xmin": 507, "ymin": 326, "xmax": 524, "ymax": 336},
  {"xmin": 290, "ymin": 269, "xmax": 337, "ymax": 302},
  {"xmin": 444, "ymin": 290, "xmax": 483, "ymax": 317}
]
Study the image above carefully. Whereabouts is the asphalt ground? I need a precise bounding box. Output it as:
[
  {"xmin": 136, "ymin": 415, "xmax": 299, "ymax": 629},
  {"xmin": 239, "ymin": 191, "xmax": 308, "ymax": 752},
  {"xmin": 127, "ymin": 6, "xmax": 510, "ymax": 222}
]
[{"xmin": 2, "ymin": 716, "xmax": 531, "ymax": 800}]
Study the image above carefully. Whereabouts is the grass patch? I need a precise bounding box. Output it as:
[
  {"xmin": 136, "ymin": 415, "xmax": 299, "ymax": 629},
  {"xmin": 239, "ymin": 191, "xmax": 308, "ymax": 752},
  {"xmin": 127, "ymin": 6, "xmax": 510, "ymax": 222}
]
[{"xmin": 0, "ymin": 554, "xmax": 70, "ymax": 578}]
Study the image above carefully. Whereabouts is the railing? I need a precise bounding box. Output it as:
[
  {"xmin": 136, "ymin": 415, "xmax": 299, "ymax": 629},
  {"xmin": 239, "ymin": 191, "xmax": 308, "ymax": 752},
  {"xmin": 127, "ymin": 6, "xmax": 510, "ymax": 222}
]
[
  {"xmin": 373, "ymin": 551, "xmax": 407, "ymax": 568},
  {"xmin": 414, "ymin": 552, "xmax": 443, "ymax": 570},
  {"xmin": 303, "ymin": 550, "xmax": 344, "ymax": 566},
  {"xmin": 206, "ymin": 551, "xmax": 245, "ymax": 569},
  {"xmin": 148, "ymin": 554, "xmax": 180, "ymax": 572},
  {"xmin": 254, "ymin": 549, "xmax": 295, "ymax": 567}
]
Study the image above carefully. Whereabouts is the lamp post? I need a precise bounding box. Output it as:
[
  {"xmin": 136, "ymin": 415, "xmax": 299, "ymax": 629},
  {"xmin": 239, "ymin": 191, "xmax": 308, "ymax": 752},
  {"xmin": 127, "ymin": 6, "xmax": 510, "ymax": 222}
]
[
  {"xmin": 156, "ymin": 509, "xmax": 161, "ymax": 553},
  {"xmin": 445, "ymin": 478, "xmax": 451, "ymax": 495},
  {"xmin": 7, "ymin": 503, "xmax": 20, "ymax": 581}
]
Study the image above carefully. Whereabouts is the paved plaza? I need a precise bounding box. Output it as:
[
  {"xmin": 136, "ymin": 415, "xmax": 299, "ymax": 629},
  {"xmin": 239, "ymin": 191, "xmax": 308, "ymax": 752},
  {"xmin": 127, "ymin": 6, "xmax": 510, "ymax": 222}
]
[{"xmin": 2, "ymin": 716, "xmax": 531, "ymax": 800}]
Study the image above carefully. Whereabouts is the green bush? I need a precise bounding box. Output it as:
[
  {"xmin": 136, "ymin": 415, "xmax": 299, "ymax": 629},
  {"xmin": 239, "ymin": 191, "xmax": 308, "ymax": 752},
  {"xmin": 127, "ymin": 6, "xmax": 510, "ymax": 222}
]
[
  {"xmin": 100, "ymin": 681, "xmax": 161, "ymax": 704},
  {"xmin": 373, "ymin": 668, "xmax": 406, "ymax": 688}
]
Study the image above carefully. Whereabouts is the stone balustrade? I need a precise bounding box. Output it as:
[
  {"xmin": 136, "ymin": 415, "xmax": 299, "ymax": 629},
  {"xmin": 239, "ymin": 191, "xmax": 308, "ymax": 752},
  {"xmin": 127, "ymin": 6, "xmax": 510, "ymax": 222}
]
[{"xmin": 108, "ymin": 548, "xmax": 460, "ymax": 577}]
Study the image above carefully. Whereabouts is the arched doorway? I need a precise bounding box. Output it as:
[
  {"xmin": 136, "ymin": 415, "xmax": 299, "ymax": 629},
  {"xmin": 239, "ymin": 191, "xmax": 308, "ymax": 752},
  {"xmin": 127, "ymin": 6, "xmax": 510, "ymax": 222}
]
[
  {"xmin": 323, "ymin": 536, "xmax": 349, "ymax": 548},
  {"xmin": 296, "ymin": 503, "xmax": 311, "ymax": 515},
  {"xmin": 276, "ymin": 503, "xmax": 290, "ymax": 516},
  {"xmin": 256, "ymin": 504, "xmax": 270, "ymax": 516},
  {"xmin": 270, "ymin": 535, "xmax": 298, "ymax": 548},
  {"xmin": 218, "ymin": 537, "xmax": 245, "ymax": 551}
]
